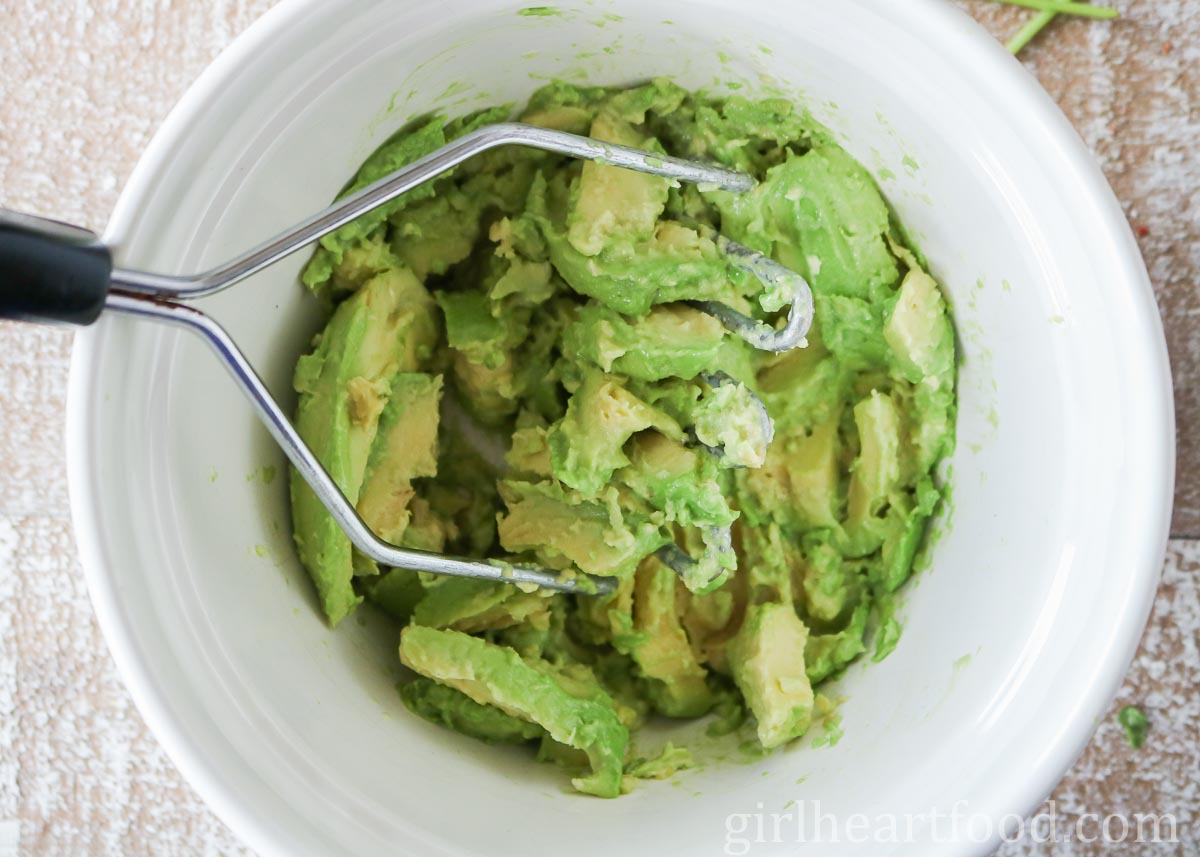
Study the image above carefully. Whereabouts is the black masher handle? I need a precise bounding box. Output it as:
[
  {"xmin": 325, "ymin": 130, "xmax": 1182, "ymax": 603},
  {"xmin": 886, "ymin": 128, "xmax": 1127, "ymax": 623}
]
[{"xmin": 0, "ymin": 209, "xmax": 112, "ymax": 326}]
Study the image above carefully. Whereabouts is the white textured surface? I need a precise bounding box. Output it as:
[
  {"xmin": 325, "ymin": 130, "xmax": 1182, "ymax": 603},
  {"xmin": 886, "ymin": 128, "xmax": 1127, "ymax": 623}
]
[
  {"xmin": 1, "ymin": 4, "xmax": 273, "ymax": 853},
  {"xmin": 0, "ymin": 1, "xmax": 1196, "ymax": 854}
]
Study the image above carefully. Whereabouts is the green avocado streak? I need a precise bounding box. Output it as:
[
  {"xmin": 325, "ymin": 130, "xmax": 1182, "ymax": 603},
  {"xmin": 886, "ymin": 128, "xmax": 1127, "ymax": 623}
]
[{"xmin": 289, "ymin": 80, "xmax": 958, "ymax": 797}]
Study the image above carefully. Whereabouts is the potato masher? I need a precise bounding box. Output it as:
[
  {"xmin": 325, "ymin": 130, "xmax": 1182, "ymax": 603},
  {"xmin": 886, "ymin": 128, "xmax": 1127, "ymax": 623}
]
[{"xmin": 0, "ymin": 122, "xmax": 814, "ymax": 596}]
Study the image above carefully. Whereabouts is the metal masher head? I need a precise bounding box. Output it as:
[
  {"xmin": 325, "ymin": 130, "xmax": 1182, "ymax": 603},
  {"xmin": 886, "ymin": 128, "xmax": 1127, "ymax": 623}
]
[{"xmin": 0, "ymin": 122, "xmax": 815, "ymax": 596}]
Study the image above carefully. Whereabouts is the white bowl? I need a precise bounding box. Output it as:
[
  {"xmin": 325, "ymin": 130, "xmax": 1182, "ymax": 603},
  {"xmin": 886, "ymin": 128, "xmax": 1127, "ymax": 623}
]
[{"xmin": 67, "ymin": 1, "xmax": 1174, "ymax": 855}]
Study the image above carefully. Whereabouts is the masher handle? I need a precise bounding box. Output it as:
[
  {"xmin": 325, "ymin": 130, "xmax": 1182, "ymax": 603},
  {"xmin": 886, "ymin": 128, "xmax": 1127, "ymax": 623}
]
[{"xmin": 0, "ymin": 209, "xmax": 112, "ymax": 326}]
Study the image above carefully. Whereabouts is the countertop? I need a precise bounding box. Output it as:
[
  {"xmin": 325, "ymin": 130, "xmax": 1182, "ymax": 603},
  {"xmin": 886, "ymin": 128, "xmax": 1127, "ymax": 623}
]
[{"xmin": 0, "ymin": 1, "xmax": 1196, "ymax": 854}]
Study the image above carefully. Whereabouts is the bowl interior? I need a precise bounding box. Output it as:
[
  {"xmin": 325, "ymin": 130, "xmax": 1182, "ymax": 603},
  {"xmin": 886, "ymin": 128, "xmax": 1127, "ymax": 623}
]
[{"xmin": 71, "ymin": 1, "xmax": 1171, "ymax": 855}]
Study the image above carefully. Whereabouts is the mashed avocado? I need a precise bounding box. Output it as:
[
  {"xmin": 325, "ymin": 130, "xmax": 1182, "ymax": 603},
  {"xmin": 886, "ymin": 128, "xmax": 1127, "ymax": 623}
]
[{"xmin": 289, "ymin": 80, "xmax": 956, "ymax": 796}]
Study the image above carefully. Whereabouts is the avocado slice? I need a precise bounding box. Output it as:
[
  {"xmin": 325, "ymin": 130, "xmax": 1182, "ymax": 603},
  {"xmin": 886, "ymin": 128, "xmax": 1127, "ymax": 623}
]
[
  {"xmin": 290, "ymin": 267, "xmax": 437, "ymax": 625},
  {"xmin": 356, "ymin": 373, "xmax": 442, "ymax": 553},
  {"xmin": 399, "ymin": 626, "xmax": 629, "ymax": 797},
  {"xmin": 783, "ymin": 416, "xmax": 842, "ymax": 528},
  {"xmin": 728, "ymin": 602, "xmax": 814, "ymax": 749},
  {"xmin": 412, "ymin": 577, "xmax": 553, "ymax": 633},
  {"xmin": 622, "ymin": 557, "xmax": 715, "ymax": 717},
  {"xmin": 873, "ymin": 475, "xmax": 942, "ymax": 593},
  {"xmin": 400, "ymin": 677, "xmax": 545, "ymax": 745},
  {"xmin": 885, "ymin": 260, "xmax": 957, "ymax": 480}
]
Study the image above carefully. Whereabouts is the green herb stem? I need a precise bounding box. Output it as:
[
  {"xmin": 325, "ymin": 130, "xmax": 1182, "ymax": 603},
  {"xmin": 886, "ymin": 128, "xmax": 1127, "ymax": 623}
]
[
  {"xmin": 1008, "ymin": 10, "xmax": 1058, "ymax": 54},
  {"xmin": 990, "ymin": 0, "xmax": 1118, "ymax": 19},
  {"xmin": 1117, "ymin": 705, "xmax": 1149, "ymax": 749}
]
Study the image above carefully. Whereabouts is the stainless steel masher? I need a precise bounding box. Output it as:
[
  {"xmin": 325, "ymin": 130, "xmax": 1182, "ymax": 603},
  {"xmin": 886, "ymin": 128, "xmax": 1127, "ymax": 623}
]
[{"xmin": 0, "ymin": 123, "xmax": 814, "ymax": 596}]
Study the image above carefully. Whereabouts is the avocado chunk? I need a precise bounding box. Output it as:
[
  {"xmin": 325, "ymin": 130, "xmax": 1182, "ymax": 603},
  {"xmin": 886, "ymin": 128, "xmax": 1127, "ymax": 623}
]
[
  {"xmin": 497, "ymin": 480, "xmax": 669, "ymax": 578},
  {"xmin": 549, "ymin": 219, "xmax": 747, "ymax": 317},
  {"xmin": 323, "ymin": 232, "xmax": 402, "ymax": 295},
  {"xmin": 301, "ymin": 107, "xmax": 513, "ymax": 293},
  {"xmin": 524, "ymin": 168, "xmax": 750, "ymax": 316},
  {"xmin": 691, "ymin": 379, "xmax": 774, "ymax": 470},
  {"xmin": 804, "ymin": 601, "xmax": 869, "ymax": 685},
  {"xmin": 847, "ymin": 391, "xmax": 902, "ymax": 538},
  {"xmin": 390, "ymin": 187, "xmax": 485, "ymax": 282},
  {"xmin": 290, "ymin": 267, "xmax": 437, "ymax": 625},
  {"xmin": 728, "ymin": 602, "xmax": 814, "ymax": 749},
  {"xmin": 885, "ymin": 268, "xmax": 954, "ymax": 383},
  {"xmin": 658, "ymin": 526, "xmax": 738, "ymax": 596},
  {"xmin": 416, "ymin": 426, "xmax": 503, "ymax": 557},
  {"xmin": 437, "ymin": 289, "xmax": 510, "ymax": 369},
  {"xmin": 617, "ymin": 433, "xmax": 736, "ymax": 533},
  {"xmin": 505, "ymin": 424, "xmax": 554, "ymax": 479},
  {"xmin": 567, "ymin": 112, "xmax": 671, "ymax": 256},
  {"xmin": 720, "ymin": 147, "xmax": 898, "ymax": 303},
  {"xmin": 399, "ymin": 626, "xmax": 629, "ymax": 797},
  {"xmin": 737, "ymin": 522, "xmax": 796, "ymax": 606},
  {"xmin": 755, "ymin": 333, "xmax": 846, "ymax": 431},
  {"xmin": 623, "ymin": 742, "xmax": 695, "ymax": 781},
  {"xmin": 562, "ymin": 302, "xmax": 729, "ymax": 382},
  {"xmin": 616, "ymin": 434, "xmax": 740, "ymax": 594},
  {"xmin": 547, "ymin": 370, "xmax": 682, "ymax": 496},
  {"xmin": 679, "ymin": 585, "xmax": 739, "ymax": 671},
  {"xmin": 360, "ymin": 567, "xmax": 424, "ymax": 623},
  {"xmin": 440, "ymin": 260, "xmax": 570, "ymax": 427},
  {"xmin": 799, "ymin": 537, "xmax": 854, "ymax": 624}
]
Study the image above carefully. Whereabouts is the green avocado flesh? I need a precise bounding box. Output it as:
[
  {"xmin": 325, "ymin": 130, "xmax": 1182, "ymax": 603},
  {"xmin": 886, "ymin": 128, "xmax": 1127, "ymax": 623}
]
[{"xmin": 288, "ymin": 80, "xmax": 957, "ymax": 796}]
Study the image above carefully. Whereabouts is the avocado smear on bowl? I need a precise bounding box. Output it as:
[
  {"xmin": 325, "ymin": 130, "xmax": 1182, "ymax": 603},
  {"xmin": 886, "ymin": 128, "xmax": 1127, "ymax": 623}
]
[{"xmin": 289, "ymin": 80, "xmax": 956, "ymax": 797}]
